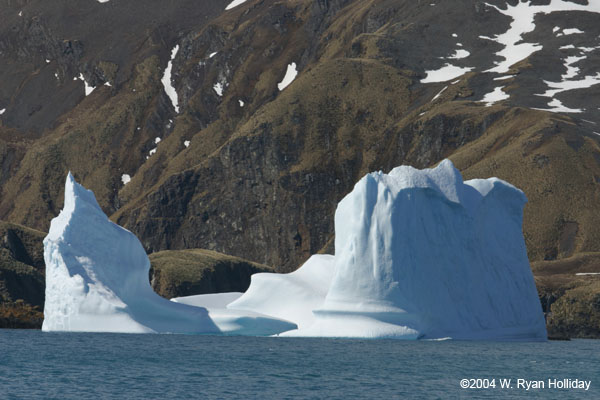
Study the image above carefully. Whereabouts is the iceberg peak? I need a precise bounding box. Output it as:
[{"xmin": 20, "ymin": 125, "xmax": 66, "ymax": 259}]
[
  {"xmin": 235, "ymin": 159, "xmax": 546, "ymax": 340},
  {"xmin": 42, "ymin": 174, "xmax": 295, "ymax": 335}
]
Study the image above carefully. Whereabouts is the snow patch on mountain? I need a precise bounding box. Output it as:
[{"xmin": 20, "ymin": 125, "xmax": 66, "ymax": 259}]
[
  {"xmin": 75, "ymin": 74, "xmax": 95, "ymax": 96},
  {"xmin": 484, "ymin": 0, "xmax": 600, "ymax": 74},
  {"xmin": 533, "ymin": 98, "xmax": 582, "ymax": 113},
  {"xmin": 225, "ymin": 0, "xmax": 248, "ymax": 10},
  {"xmin": 558, "ymin": 28, "xmax": 585, "ymax": 36},
  {"xmin": 421, "ymin": 64, "xmax": 473, "ymax": 83},
  {"xmin": 431, "ymin": 86, "xmax": 447, "ymax": 101},
  {"xmin": 161, "ymin": 45, "xmax": 180, "ymax": 113},
  {"xmin": 213, "ymin": 82, "xmax": 224, "ymax": 96},
  {"xmin": 481, "ymin": 86, "xmax": 509, "ymax": 106},
  {"xmin": 537, "ymin": 69, "xmax": 600, "ymax": 99},
  {"xmin": 278, "ymin": 63, "xmax": 298, "ymax": 91},
  {"xmin": 121, "ymin": 174, "xmax": 131, "ymax": 185},
  {"xmin": 0, "ymin": 109, "xmax": 5, "ymax": 115},
  {"xmin": 448, "ymin": 49, "xmax": 470, "ymax": 60}
]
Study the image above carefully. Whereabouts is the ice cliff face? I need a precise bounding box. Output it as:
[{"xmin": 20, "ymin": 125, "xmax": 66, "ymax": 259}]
[
  {"xmin": 232, "ymin": 160, "xmax": 547, "ymax": 340},
  {"xmin": 42, "ymin": 174, "xmax": 294, "ymax": 334}
]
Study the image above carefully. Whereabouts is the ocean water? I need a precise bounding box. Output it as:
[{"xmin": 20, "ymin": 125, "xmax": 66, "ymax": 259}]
[{"xmin": 0, "ymin": 330, "xmax": 598, "ymax": 399}]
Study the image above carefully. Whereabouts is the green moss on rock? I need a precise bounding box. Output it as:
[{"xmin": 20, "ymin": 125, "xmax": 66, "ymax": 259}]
[{"xmin": 149, "ymin": 249, "xmax": 273, "ymax": 299}]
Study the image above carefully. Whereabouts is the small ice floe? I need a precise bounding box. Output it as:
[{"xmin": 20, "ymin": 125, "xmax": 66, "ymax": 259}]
[{"xmin": 0, "ymin": 109, "xmax": 6, "ymax": 115}]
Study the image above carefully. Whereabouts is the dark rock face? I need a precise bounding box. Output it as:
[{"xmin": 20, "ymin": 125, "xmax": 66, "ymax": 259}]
[
  {"xmin": 533, "ymin": 253, "xmax": 600, "ymax": 339},
  {"xmin": 0, "ymin": 222, "xmax": 46, "ymax": 329},
  {"xmin": 149, "ymin": 249, "xmax": 273, "ymax": 299}
]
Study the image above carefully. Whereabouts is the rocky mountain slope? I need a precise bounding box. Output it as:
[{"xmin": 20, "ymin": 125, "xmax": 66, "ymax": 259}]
[{"xmin": 1, "ymin": 0, "xmax": 600, "ymax": 336}]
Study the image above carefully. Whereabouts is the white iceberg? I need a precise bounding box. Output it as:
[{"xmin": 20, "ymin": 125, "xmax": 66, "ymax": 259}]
[
  {"xmin": 228, "ymin": 254, "xmax": 335, "ymax": 329},
  {"xmin": 44, "ymin": 160, "xmax": 546, "ymax": 340},
  {"xmin": 227, "ymin": 160, "xmax": 547, "ymax": 340},
  {"xmin": 42, "ymin": 173, "xmax": 295, "ymax": 335}
]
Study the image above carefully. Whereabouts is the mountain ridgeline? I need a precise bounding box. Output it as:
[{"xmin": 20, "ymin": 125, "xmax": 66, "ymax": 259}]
[{"xmin": 1, "ymin": 0, "xmax": 600, "ymax": 336}]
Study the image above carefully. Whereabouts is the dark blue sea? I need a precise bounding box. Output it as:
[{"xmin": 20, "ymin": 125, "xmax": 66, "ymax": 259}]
[{"xmin": 0, "ymin": 330, "xmax": 598, "ymax": 399}]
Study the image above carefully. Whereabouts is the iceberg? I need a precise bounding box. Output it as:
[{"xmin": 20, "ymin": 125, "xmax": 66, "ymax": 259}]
[
  {"xmin": 227, "ymin": 160, "xmax": 547, "ymax": 340},
  {"xmin": 43, "ymin": 160, "xmax": 546, "ymax": 340},
  {"xmin": 228, "ymin": 254, "xmax": 335, "ymax": 329},
  {"xmin": 42, "ymin": 173, "xmax": 295, "ymax": 335}
]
